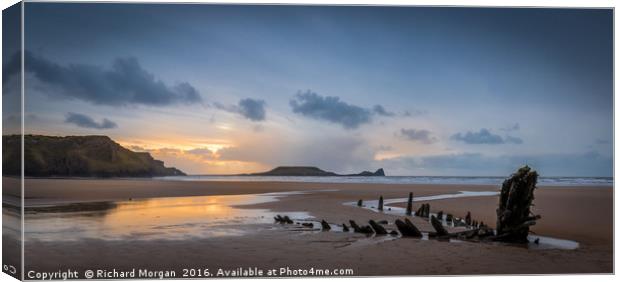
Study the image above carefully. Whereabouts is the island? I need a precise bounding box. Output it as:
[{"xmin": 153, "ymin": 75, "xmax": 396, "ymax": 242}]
[
  {"xmin": 247, "ymin": 166, "xmax": 385, "ymax": 177},
  {"xmin": 2, "ymin": 135, "xmax": 185, "ymax": 177}
]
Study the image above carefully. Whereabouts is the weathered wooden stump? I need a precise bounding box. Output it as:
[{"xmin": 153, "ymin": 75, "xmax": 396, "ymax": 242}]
[
  {"xmin": 395, "ymin": 218, "xmax": 423, "ymax": 237},
  {"xmin": 424, "ymin": 204, "xmax": 431, "ymax": 218},
  {"xmin": 283, "ymin": 215, "xmax": 294, "ymax": 224},
  {"xmin": 446, "ymin": 214, "xmax": 453, "ymax": 223},
  {"xmin": 465, "ymin": 212, "xmax": 472, "ymax": 225},
  {"xmin": 349, "ymin": 220, "xmax": 374, "ymax": 234},
  {"xmin": 321, "ymin": 220, "xmax": 331, "ymax": 231},
  {"xmin": 369, "ymin": 220, "xmax": 388, "ymax": 235},
  {"xmin": 357, "ymin": 199, "xmax": 363, "ymax": 207},
  {"xmin": 495, "ymin": 165, "xmax": 541, "ymax": 243},
  {"xmin": 436, "ymin": 211, "xmax": 443, "ymax": 220},
  {"xmin": 378, "ymin": 196, "xmax": 384, "ymax": 211},
  {"xmin": 406, "ymin": 192, "xmax": 413, "ymax": 216},
  {"xmin": 342, "ymin": 223, "xmax": 349, "ymax": 232},
  {"xmin": 415, "ymin": 205, "xmax": 424, "ymax": 216},
  {"xmin": 430, "ymin": 215, "xmax": 449, "ymax": 237}
]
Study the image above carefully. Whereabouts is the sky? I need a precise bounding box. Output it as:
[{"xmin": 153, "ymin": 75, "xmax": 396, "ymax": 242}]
[{"xmin": 4, "ymin": 4, "xmax": 613, "ymax": 176}]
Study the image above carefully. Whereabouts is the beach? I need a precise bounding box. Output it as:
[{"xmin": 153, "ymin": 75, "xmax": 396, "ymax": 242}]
[{"xmin": 4, "ymin": 177, "xmax": 613, "ymax": 276}]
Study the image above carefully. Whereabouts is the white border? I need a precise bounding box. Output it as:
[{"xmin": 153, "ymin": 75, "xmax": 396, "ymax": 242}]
[{"xmin": 0, "ymin": 1, "xmax": 617, "ymax": 282}]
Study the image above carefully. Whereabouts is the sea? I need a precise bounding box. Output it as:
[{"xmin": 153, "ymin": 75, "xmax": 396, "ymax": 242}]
[{"xmin": 154, "ymin": 175, "xmax": 613, "ymax": 187}]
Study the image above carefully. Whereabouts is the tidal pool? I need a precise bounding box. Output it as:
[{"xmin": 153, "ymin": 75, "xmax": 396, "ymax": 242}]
[{"xmin": 21, "ymin": 191, "xmax": 312, "ymax": 242}]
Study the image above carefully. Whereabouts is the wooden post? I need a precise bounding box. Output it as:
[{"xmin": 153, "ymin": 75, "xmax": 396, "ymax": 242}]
[
  {"xmin": 406, "ymin": 192, "xmax": 413, "ymax": 216},
  {"xmin": 495, "ymin": 166, "xmax": 540, "ymax": 243},
  {"xmin": 378, "ymin": 196, "xmax": 384, "ymax": 211},
  {"xmin": 321, "ymin": 220, "xmax": 331, "ymax": 231},
  {"xmin": 357, "ymin": 199, "xmax": 363, "ymax": 207},
  {"xmin": 430, "ymin": 215, "xmax": 449, "ymax": 237},
  {"xmin": 369, "ymin": 220, "xmax": 388, "ymax": 235}
]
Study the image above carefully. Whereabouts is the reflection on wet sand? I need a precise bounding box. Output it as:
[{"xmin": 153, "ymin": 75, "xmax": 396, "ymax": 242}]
[{"xmin": 23, "ymin": 192, "xmax": 312, "ymax": 242}]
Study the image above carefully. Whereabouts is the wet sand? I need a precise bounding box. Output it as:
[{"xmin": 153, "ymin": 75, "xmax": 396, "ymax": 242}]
[{"xmin": 4, "ymin": 178, "xmax": 613, "ymax": 276}]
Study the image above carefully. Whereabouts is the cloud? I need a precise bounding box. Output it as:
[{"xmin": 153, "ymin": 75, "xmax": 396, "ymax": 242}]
[
  {"xmin": 451, "ymin": 128, "xmax": 522, "ymax": 145},
  {"xmin": 504, "ymin": 135, "xmax": 524, "ymax": 144},
  {"xmin": 403, "ymin": 109, "xmax": 428, "ymax": 117},
  {"xmin": 7, "ymin": 51, "xmax": 202, "ymax": 106},
  {"xmin": 289, "ymin": 90, "xmax": 373, "ymax": 129},
  {"xmin": 398, "ymin": 128, "xmax": 438, "ymax": 144},
  {"xmin": 238, "ymin": 98, "xmax": 267, "ymax": 121},
  {"xmin": 373, "ymin": 105, "xmax": 395, "ymax": 117},
  {"xmin": 64, "ymin": 112, "xmax": 117, "ymax": 129},
  {"xmin": 499, "ymin": 123, "xmax": 521, "ymax": 131},
  {"xmin": 215, "ymin": 98, "xmax": 267, "ymax": 122}
]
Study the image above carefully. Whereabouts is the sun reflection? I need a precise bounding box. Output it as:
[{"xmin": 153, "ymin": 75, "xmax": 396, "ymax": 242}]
[{"xmin": 25, "ymin": 193, "xmax": 312, "ymax": 241}]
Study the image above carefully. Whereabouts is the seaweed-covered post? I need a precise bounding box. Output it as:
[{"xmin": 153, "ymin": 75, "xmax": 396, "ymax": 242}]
[
  {"xmin": 378, "ymin": 196, "xmax": 384, "ymax": 211},
  {"xmin": 406, "ymin": 192, "xmax": 413, "ymax": 216},
  {"xmin": 495, "ymin": 165, "xmax": 541, "ymax": 243}
]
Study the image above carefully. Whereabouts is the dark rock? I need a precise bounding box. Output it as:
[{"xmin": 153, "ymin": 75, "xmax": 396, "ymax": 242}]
[
  {"xmin": 301, "ymin": 222, "xmax": 314, "ymax": 228},
  {"xmin": 357, "ymin": 199, "xmax": 363, "ymax": 207},
  {"xmin": 342, "ymin": 223, "xmax": 349, "ymax": 232}
]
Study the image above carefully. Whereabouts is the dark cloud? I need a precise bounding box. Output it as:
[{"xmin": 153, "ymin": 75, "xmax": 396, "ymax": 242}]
[
  {"xmin": 215, "ymin": 98, "xmax": 267, "ymax": 122},
  {"xmin": 238, "ymin": 98, "xmax": 266, "ymax": 121},
  {"xmin": 7, "ymin": 51, "xmax": 202, "ymax": 106},
  {"xmin": 372, "ymin": 105, "xmax": 395, "ymax": 117},
  {"xmin": 65, "ymin": 112, "xmax": 117, "ymax": 129},
  {"xmin": 451, "ymin": 128, "xmax": 522, "ymax": 145},
  {"xmin": 398, "ymin": 128, "xmax": 437, "ymax": 144},
  {"xmin": 289, "ymin": 90, "xmax": 373, "ymax": 129}
]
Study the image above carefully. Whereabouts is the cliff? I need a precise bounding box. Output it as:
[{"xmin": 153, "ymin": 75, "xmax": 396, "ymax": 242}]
[{"xmin": 2, "ymin": 135, "xmax": 185, "ymax": 177}]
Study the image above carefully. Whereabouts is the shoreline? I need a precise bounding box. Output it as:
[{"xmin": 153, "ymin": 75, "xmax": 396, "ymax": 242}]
[{"xmin": 3, "ymin": 177, "xmax": 613, "ymax": 275}]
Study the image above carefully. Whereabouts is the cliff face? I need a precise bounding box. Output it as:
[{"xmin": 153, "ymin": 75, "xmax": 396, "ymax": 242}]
[
  {"xmin": 2, "ymin": 135, "xmax": 185, "ymax": 177},
  {"xmin": 249, "ymin": 166, "xmax": 385, "ymax": 177}
]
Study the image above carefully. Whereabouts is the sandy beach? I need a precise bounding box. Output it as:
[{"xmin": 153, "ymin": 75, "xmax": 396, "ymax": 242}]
[{"xmin": 4, "ymin": 177, "xmax": 613, "ymax": 276}]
